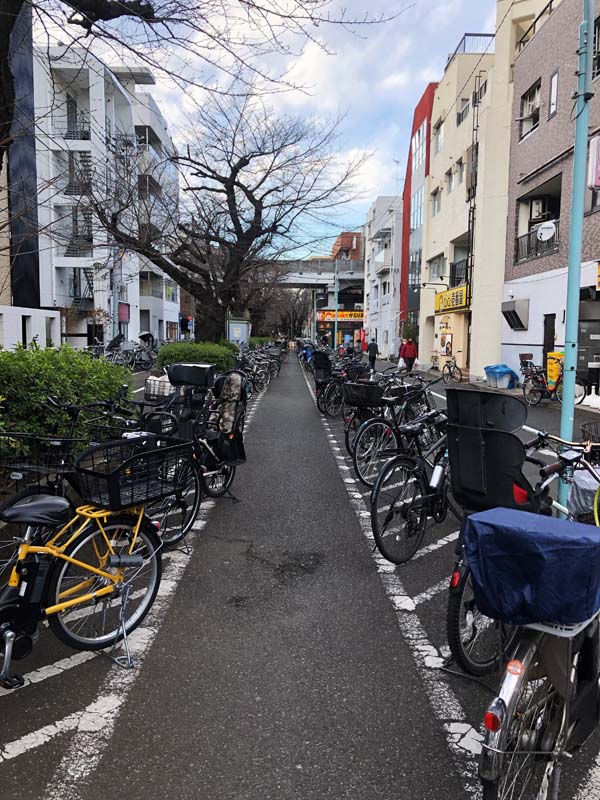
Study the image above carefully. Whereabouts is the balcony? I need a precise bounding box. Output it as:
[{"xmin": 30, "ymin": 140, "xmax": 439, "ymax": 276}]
[
  {"xmin": 446, "ymin": 33, "xmax": 495, "ymax": 72},
  {"xmin": 52, "ymin": 113, "xmax": 91, "ymax": 141},
  {"xmin": 449, "ymin": 259, "xmax": 468, "ymax": 288},
  {"xmin": 374, "ymin": 249, "xmax": 391, "ymax": 274},
  {"xmin": 516, "ymin": 0, "xmax": 562, "ymax": 53},
  {"xmin": 515, "ymin": 220, "xmax": 560, "ymax": 262}
]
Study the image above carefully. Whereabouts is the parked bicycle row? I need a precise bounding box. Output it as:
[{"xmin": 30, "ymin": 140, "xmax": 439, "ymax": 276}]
[
  {"xmin": 309, "ymin": 348, "xmax": 600, "ymax": 799},
  {"xmin": 0, "ymin": 341, "xmax": 285, "ymax": 691}
]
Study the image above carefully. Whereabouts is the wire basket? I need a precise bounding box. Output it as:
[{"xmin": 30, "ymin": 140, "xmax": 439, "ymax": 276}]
[
  {"xmin": 78, "ymin": 412, "xmax": 139, "ymax": 445},
  {"xmin": 341, "ymin": 382, "xmax": 384, "ymax": 407},
  {"xmin": 74, "ymin": 436, "xmax": 194, "ymax": 511},
  {"xmin": 582, "ymin": 421, "xmax": 600, "ymax": 443},
  {"xmin": 0, "ymin": 431, "xmax": 85, "ymax": 491},
  {"xmin": 144, "ymin": 376, "xmax": 174, "ymax": 403}
]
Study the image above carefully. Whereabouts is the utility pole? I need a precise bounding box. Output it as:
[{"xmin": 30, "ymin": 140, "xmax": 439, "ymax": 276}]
[
  {"xmin": 559, "ymin": 0, "xmax": 594, "ymax": 505},
  {"xmin": 333, "ymin": 260, "xmax": 339, "ymax": 348}
]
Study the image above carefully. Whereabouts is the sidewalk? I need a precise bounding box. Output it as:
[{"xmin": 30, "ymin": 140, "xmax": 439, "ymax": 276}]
[{"xmin": 82, "ymin": 359, "xmax": 464, "ymax": 800}]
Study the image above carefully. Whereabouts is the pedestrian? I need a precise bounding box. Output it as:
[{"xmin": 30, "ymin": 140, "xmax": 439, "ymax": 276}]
[
  {"xmin": 401, "ymin": 337, "xmax": 418, "ymax": 374},
  {"xmin": 367, "ymin": 337, "xmax": 379, "ymax": 372},
  {"xmin": 398, "ymin": 338, "xmax": 408, "ymax": 370}
]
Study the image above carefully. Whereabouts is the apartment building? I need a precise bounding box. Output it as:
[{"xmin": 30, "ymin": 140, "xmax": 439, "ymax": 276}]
[
  {"xmin": 27, "ymin": 47, "xmax": 180, "ymax": 347},
  {"xmin": 502, "ymin": 0, "xmax": 600, "ymax": 381},
  {"xmin": 419, "ymin": 0, "xmax": 548, "ymax": 377},
  {"xmin": 363, "ymin": 197, "xmax": 402, "ymax": 358},
  {"xmin": 401, "ymin": 84, "xmax": 437, "ymax": 343}
]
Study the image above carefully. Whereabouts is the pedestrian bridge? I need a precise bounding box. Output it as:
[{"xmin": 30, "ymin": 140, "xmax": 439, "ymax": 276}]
[{"xmin": 277, "ymin": 258, "xmax": 363, "ymax": 289}]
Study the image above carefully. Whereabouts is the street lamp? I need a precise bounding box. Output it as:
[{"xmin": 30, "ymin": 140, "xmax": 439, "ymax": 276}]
[{"xmin": 422, "ymin": 280, "xmax": 449, "ymax": 291}]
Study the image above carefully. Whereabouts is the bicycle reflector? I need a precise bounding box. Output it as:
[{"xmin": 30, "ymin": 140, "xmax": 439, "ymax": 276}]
[
  {"xmin": 450, "ymin": 570, "xmax": 461, "ymax": 589},
  {"xmin": 512, "ymin": 483, "xmax": 529, "ymax": 505},
  {"xmin": 483, "ymin": 698, "xmax": 506, "ymax": 733}
]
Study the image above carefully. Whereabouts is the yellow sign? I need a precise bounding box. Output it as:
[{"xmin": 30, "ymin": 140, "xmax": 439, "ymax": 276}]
[
  {"xmin": 546, "ymin": 351, "xmax": 564, "ymax": 389},
  {"xmin": 434, "ymin": 285, "xmax": 469, "ymax": 314},
  {"xmin": 317, "ymin": 310, "xmax": 364, "ymax": 322}
]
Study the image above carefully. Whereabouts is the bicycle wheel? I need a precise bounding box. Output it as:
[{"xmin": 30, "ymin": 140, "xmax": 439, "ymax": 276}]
[
  {"xmin": 254, "ymin": 370, "xmax": 268, "ymax": 392},
  {"xmin": 146, "ymin": 463, "xmax": 202, "ymax": 547},
  {"xmin": 442, "ymin": 364, "xmax": 452, "ymax": 385},
  {"xmin": 446, "ymin": 571, "xmax": 515, "ymax": 676},
  {"xmin": 316, "ymin": 386, "xmax": 328, "ymax": 414},
  {"xmin": 481, "ymin": 664, "xmax": 564, "ymax": 799},
  {"xmin": 203, "ymin": 464, "xmax": 236, "ymax": 498},
  {"xmin": 324, "ymin": 382, "xmax": 343, "ymax": 417},
  {"xmin": 352, "ymin": 418, "xmax": 400, "ymax": 487},
  {"xmin": 522, "ymin": 376, "xmax": 544, "ymax": 406},
  {"xmin": 556, "ymin": 378, "xmax": 585, "ymax": 406},
  {"xmin": 47, "ymin": 515, "xmax": 161, "ymax": 650},
  {"xmin": 451, "ymin": 366, "xmax": 463, "ymax": 383},
  {"xmin": 370, "ymin": 456, "xmax": 428, "ymax": 563}
]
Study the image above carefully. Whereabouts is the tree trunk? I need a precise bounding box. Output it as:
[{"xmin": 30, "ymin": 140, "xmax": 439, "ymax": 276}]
[{"xmin": 194, "ymin": 302, "xmax": 227, "ymax": 343}]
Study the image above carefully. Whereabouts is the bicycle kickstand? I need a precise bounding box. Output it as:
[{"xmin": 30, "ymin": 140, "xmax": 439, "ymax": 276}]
[
  {"xmin": 0, "ymin": 625, "xmax": 25, "ymax": 690},
  {"xmin": 106, "ymin": 586, "xmax": 135, "ymax": 670}
]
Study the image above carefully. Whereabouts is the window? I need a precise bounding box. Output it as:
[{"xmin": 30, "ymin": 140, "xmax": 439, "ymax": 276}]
[
  {"xmin": 432, "ymin": 188, "xmax": 441, "ymax": 216},
  {"xmin": 429, "ymin": 254, "xmax": 446, "ymax": 281},
  {"xmin": 457, "ymin": 98, "xmax": 469, "ymax": 126},
  {"xmin": 520, "ymin": 79, "xmax": 541, "ymax": 139},
  {"xmin": 549, "ymin": 71, "xmax": 558, "ymax": 118},
  {"xmin": 457, "ymin": 158, "xmax": 464, "ymax": 184},
  {"xmin": 410, "ymin": 186, "xmax": 424, "ymax": 230},
  {"xmin": 594, "ymin": 17, "xmax": 600, "ymax": 80},
  {"xmin": 433, "ymin": 120, "xmax": 444, "ymax": 154},
  {"xmin": 446, "ymin": 169, "xmax": 453, "ymax": 194},
  {"xmin": 411, "ymin": 121, "xmax": 427, "ymax": 170},
  {"xmin": 409, "ymin": 248, "xmax": 422, "ymax": 287}
]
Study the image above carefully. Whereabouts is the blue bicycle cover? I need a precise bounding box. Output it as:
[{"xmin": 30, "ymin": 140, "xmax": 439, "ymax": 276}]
[{"xmin": 464, "ymin": 507, "xmax": 600, "ymax": 625}]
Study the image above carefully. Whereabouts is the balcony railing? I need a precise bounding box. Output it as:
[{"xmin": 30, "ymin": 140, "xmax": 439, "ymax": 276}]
[
  {"xmin": 516, "ymin": 0, "xmax": 561, "ymax": 52},
  {"xmin": 515, "ymin": 220, "xmax": 560, "ymax": 262},
  {"xmin": 446, "ymin": 33, "xmax": 495, "ymax": 71},
  {"xmin": 52, "ymin": 113, "xmax": 91, "ymax": 141},
  {"xmin": 449, "ymin": 259, "xmax": 468, "ymax": 287}
]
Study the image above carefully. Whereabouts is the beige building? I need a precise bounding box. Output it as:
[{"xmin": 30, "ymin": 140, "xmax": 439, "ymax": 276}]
[{"xmin": 420, "ymin": 0, "xmax": 549, "ymax": 377}]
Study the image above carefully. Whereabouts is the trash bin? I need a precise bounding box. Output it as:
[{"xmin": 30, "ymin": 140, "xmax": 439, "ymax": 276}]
[
  {"xmin": 494, "ymin": 365, "xmax": 519, "ymax": 390},
  {"xmin": 484, "ymin": 365, "xmax": 500, "ymax": 388}
]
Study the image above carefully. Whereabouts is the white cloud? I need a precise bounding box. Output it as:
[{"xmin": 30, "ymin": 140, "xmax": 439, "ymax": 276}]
[{"xmin": 380, "ymin": 71, "xmax": 411, "ymax": 90}]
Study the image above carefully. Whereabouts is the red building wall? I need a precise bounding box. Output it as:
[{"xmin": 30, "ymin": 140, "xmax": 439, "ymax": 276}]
[{"xmin": 400, "ymin": 83, "xmax": 438, "ymax": 327}]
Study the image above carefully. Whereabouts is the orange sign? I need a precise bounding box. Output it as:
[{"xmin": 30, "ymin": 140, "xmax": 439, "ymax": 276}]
[{"xmin": 317, "ymin": 310, "xmax": 364, "ymax": 322}]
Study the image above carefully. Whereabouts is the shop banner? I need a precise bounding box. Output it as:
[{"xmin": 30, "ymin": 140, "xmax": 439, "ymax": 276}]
[
  {"xmin": 434, "ymin": 285, "xmax": 469, "ymax": 314},
  {"xmin": 317, "ymin": 310, "xmax": 364, "ymax": 322}
]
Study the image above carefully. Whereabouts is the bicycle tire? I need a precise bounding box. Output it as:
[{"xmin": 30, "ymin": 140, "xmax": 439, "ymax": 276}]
[
  {"xmin": 316, "ymin": 387, "xmax": 328, "ymax": 414},
  {"xmin": 324, "ymin": 382, "xmax": 343, "ymax": 417},
  {"xmin": 522, "ymin": 376, "xmax": 543, "ymax": 406},
  {"xmin": 146, "ymin": 463, "xmax": 202, "ymax": 548},
  {"xmin": 352, "ymin": 418, "xmax": 400, "ymax": 487},
  {"xmin": 451, "ymin": 366, "xmax": 463, "ymax": 383},
  {"xmin": 203, "ymin": 464, "xmax": 236, "ymax": 498},
  {"xmin": 556, "ymin": 378, "xmax": 585, "ymax": 406},
  {"xmin": 446, "ymin": 571, "xmax": 515, "ymax": 676},
  {"xmin": 47, "ymin": 515, "xmax": 162, "ymax": 650},
  {"xmin": 480, "ymin": 656, "xmax": 563, "ymax": 799},
  {"xmin": 442, "ymin": 364, "xmax": 452, "ymax": 385},
  {"xmin": 370, "ymin": 456, "xmax": 428, "ymax": 563}
]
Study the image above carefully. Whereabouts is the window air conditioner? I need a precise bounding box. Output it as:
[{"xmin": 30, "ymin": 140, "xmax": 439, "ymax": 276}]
[{"xmin": 501, "ymin": 299, "xmax": 529, "ymax": 331}]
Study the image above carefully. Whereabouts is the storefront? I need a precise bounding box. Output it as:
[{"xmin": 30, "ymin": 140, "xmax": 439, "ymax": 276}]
[
  {"xmin": 434, "ymin": 285, "xmax": 470, "ymax": 369},
  {"xmin": 316, "ymin": 310, "xmax": 364, "ymax": 347}
]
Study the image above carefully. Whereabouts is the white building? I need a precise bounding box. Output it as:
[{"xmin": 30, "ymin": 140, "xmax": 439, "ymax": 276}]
[
  {"xmin": 29, "ymin": 47, "xmax": 180, "ymax": 347},
  {"xmin": 363, "ymin": 197, "xmax": 402, "ymax": 359}
]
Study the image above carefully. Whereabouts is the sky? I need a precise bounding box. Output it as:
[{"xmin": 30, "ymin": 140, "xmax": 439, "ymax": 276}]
[{"xmin": 135, "ymin": 0, "xmax": 498, "ymax": 254}]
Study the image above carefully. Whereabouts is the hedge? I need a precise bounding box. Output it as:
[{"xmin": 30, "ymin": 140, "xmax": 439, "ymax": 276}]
[
  {"xmin": 218, "ymin": 338, "xmax": 240, "ymax": 355},
  {"xmin": 156, "ymin": 342, "xmax": 236, "ymax": 373},
  {"xmin": 249, "ymin": 336, "xmax": 273, "ymax": 349},
  {"xmin": 0, "ymin": 345, "xmax": 130, "ymax": 436}
]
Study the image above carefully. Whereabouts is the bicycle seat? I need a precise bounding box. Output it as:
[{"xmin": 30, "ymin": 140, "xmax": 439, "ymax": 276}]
[
  {"xmin": 397, "ymin": 422, "xmax": 425, "ymax": 437},
  {"xmin": 0, "ymin": 494, "xmax": 71, "ymax": 526}
]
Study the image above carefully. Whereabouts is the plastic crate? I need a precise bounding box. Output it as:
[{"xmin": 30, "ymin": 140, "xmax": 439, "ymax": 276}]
[
  {"xmin": 145, "ymin": 376, "xmax": 173, "ymax": 402},
  {"xmin": 341, "ymin": 382, "xmax": 384, "ymax": 407},
  {"xmin": 74, "ymin": 436, "xmax": 194, "ymax": 511}
]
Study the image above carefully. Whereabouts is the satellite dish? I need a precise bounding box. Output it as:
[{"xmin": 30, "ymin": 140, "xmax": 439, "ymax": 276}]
[{"xmin": 536, "ymin": 221, "xmax": 556, "ymax": 242}]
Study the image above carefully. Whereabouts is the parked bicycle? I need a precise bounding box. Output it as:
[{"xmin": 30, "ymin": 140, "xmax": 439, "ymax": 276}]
[
  {"xmin": 441, "ymin": 351, "xmax": 463, "ymax": 384},
  {"xmin": 522, "ymin": 355, "xmax": 585, "ymax": 406}
]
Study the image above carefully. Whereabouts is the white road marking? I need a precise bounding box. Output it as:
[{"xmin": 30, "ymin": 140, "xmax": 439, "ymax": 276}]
[
  {"xmin": 301, "ymin": 369, "xmax": 482, "ymax": 797},
  {"xmin": 413, "ymin": 531, "xmax": 459, "ymax": 561},
  {"xmin": 0, "ymin": 652, "xmax": 97, "ymax": 699},
  {"xmin": 132, "ymin": 387, "xmax": 145, "ymax": 394},
  {"xmin": 412, "ymin": 578, "xmax": 449, "ymax": 608}
]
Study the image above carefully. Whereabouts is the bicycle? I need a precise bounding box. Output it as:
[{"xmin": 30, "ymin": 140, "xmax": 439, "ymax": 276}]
[
  {"xmin": 522, "ymin": 356, "xmax": 585, "ymax": 406},
  {"xmin": 0, "ymin": 434, "xmax": 192, "ymax": 689},
  {"xmin": 442, "ymin": 351, "xmax": 463, "ymax": 384}
]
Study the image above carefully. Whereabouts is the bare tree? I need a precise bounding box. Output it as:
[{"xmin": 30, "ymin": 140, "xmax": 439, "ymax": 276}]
[
  {"xmin": 85, "ymin": 89, "xmax": 366, "ymax": 341},
  {"xmin": 0, "ymin": 0, "xmax": 407, "ymax": 174}
]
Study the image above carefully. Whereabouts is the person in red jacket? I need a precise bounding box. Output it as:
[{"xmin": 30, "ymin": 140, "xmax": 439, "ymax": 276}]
[{"xmin": 400, "ymin": 337, "xmax": 418, "ymax": 373}]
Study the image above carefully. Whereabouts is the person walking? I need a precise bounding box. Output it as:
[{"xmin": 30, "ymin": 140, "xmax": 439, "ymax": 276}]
[
  {"xmin": 400, "ymin": 337, "xmax": 418, "ymax": 374},
  {"xmin": 367, "ymin": 337, "xmax": 379, "ymax": 372}
]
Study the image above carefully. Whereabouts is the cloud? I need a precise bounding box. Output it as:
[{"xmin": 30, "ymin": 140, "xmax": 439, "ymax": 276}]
[{"xmin": 380, "ymin": 71, "xmax": 411, "ymax": 90}]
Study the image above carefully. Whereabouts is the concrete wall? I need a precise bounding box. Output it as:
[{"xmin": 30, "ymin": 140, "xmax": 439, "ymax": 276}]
[{"xmin": 0, "ymin": 305, "xmax": 61, "ymax": 349}]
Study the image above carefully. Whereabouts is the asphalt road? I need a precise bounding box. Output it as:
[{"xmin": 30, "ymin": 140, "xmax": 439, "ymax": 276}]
[{"xmin": 1, "ymin": 360, "xmax": 600, "ymax": 799}]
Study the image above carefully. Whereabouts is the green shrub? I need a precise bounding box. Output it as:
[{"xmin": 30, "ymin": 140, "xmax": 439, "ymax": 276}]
[
  {"xmin": 0, "ymin": 345, "xmax": 130, "ymax": 436},
  {"xmin": 218, "ymin": 338, "xmax": 239, "ymax": 355},
  {"xmin": 156, "ymin": 342, "xmax": 235, "ymax": 373},
  {"xmin": 249, "ymin": 336, "xmax": 273, "ymax": 349}
]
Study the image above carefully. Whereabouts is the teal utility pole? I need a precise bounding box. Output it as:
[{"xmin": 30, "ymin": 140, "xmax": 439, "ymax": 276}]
[
  {"xmin": 333, "ymin": 260, "xmax": 339, "ymax": 348},
  {"xmin": 559, "ymin": 0, "xmax": 594, "ymax": 505}
]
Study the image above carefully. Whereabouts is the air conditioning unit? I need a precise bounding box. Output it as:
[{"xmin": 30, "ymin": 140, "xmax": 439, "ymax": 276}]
[
  {"xmin": 530, "ymin": 197, "xmax": 549, "ymax": 220},
  {"xmin": 501, "ymin": 299, "xmax": 529, "ymax": 331}
]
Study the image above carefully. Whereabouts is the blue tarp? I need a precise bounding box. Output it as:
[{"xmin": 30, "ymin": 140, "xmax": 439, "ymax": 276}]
[{"xmin": 465, "ymin": 507, "xmax": 600, "ymax": 625}]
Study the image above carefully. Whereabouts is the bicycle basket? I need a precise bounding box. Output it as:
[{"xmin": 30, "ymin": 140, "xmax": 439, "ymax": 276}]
[
  {"xmin": 0, "ymin": 432, "xmax": 85, "ymax": 491},
  {"xmin": 341, "ymin": 382, "xmax": 384, "ymax": 407},
  {"xmin": 581, "ymin": 421, "xmax": 600, "ymax": 443},
  {"xmin": 145, "ymin": 376, "xmax": 173, "ymax": 402},
  {"xmin": 74, "ymin": 437, "xmax": 194, "ymax": 511},
  {"xmin": 79, "ymin": 413, "xmax": 138, "ymax": 445}
]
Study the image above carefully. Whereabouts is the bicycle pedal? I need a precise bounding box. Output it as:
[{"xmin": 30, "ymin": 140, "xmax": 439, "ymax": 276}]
[{"xmin": 0, "ymin": 672, "xmax": 25, "ymax": 690}]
